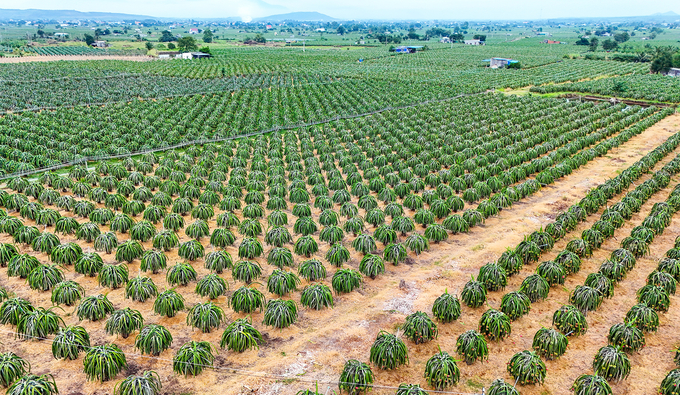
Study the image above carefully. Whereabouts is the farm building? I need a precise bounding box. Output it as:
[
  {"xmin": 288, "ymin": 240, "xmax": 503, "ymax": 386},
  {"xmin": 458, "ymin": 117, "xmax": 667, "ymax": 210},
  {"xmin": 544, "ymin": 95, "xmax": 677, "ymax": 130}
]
[
  {"xmin": 178, "ymin": 52, "xmax": 211, "ymax": 59},
  {"xmin": 90, "ymin": 41, "xmax": 109, "ymax": 48},
  {"xmin": 464, "ymin": 39, "xmax": 485, "ymax": 45},
  {"xmin": 189, "ymin": 28, "xmax": 200, "ymax": 34},
  {"xmin": 543, "ymin": 40, "xmax": 561, "ymax": 44},
  {"xmin": 666, "ymin": 68, "xmax": 680, "ymax": 77},
  {"xmin": 483, "ymin": 57, "xmax": 519, "ymax": 68},
  {"xmin": 395, "ymin": 46, "xmax": 423, "ymax": 54},
  {"xmin": 54, "ymin": 32, "xmax": 69, "ymax": 38}
]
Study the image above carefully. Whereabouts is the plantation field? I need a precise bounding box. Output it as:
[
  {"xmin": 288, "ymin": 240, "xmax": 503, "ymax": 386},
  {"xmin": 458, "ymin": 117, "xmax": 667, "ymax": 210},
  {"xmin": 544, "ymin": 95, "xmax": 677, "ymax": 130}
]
[{"xmin": 0, "ymin": 31, "xmax": 680, "ymax": 395}]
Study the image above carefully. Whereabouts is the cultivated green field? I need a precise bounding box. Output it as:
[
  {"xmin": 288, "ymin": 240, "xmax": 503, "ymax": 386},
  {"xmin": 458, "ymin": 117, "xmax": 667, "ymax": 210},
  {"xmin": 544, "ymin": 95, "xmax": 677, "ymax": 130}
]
[{"xmin": 0, "ymin": 17, "xmax": 679, "ymax": 395}]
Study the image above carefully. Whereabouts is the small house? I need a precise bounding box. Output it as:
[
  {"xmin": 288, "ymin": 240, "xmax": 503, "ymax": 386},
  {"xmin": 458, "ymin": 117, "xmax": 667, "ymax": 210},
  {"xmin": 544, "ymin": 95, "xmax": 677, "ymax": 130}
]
[
  {"xmin": 395, "ymin": 46, "xmax": 422, "ymax": 54},
  {"xmin": 54, "ymin": 32, "xmax": 69, "ymax": 38},
  {"xmin": 483, "ymin": 58, "xmax": 519, "ymax": 68},
  {"xmin": 178, "ymin": 52, "xmax": 211, "ymax": 59},
  {"xmin": 440, "ymin": 36, "xmax": 451, "ymax": 43},
  {"xmin": 543, "ymin": 40, "xmax": 561, "ymax": 44},
  {"xmin": 464, "ymin": 39, "xmax": 485, "ymax": 46},
  {"xmin": 90, "ymin": 41, "xmax": 109, "ymax": 48},
  {"xmin": 666, "ymin": 68, "xmax": 680, "ymax": 77},
  {"xmin": 189, "ymin": 28, "xmax": 199, "ymax": 34}
]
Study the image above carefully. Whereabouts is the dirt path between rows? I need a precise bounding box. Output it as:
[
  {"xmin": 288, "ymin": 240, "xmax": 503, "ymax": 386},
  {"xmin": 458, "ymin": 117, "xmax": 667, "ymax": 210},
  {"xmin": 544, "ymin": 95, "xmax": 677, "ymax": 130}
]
[
  {"xmin": 0, "ymin": 114, "xmax": 679, "ymax": 395},
  {"xmin": 0, "ymin": 55, "xmax": 154, "ymax": 63}
]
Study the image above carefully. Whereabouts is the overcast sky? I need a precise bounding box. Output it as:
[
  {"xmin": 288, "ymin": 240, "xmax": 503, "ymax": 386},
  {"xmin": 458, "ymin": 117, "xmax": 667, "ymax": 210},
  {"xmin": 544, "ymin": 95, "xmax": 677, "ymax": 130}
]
[{"xmin": 2, "ymin": 0, "xmax": 679, "ymax": 20}]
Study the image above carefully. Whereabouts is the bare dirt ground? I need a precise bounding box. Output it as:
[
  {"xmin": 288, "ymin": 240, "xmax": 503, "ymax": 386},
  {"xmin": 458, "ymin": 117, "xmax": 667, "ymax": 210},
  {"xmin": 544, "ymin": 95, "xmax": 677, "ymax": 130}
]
[
  {"xmin": 0, "ymin": 113, "xmax": 679, "ymax": 395},
  {"xmin": 0, "ymin": 55, "xmax": 154, "ymax": 64}
]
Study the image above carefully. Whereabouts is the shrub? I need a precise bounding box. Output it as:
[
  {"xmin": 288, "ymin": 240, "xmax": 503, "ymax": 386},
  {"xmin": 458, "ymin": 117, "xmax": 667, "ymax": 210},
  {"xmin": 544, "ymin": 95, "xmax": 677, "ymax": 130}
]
[
  {"xmin": 338, "ymin": 359, "xmax": 373, "ymax": 395},
  {"xmin": 537, "ymin": 260, "xmax": 567, "ymax": 286},
  {"xmin": 52, "ymin": 326, "xmax": 90, "ymax": 360},
  {"xmin": 479, "ymin": 309, "xmax": 511, "ymax": 341},
  {"xmin": 326, "ymin": 243, "xmax": 350, "ymax": 267},
  {"xmin": 332, "ymin": 269, "xmax": 363, "ymax": 294},
  {"xmin": 220, "ymin": 317, "xmax": 263, "ymax": 352},
  {"xmin": 571, "ymin": 374, "xmax": 613, "ymax": 395},
  {"xmin": 608, "ymin": 322, "xmax": 645, "ymax": 353},
  {"xmin": 77, "ymin": 294, "xmax": 114, "ymax": 321},
  {"xmin": 115, "ymin": 240, "xmax": 144, "ymax": 263},
  {"xmin": 6, "ymin": 374, "xmax": 58, "ymax": 395},
  {"xmin": 0, "ymin": 353, "xmax": 28, "ymax": 386},
  {"xmin": 401, "ymin": 311, "xmax": 437, "ymax": 344},
  {"xmin": 83, "ymin": 344, "xmax": 127, "ymax": 381},
  {"xmin": 7, "ymin": 254, "xmax": 40, "ymax": 279},
  {"xmin": 31, "ymin": 232, "xmax": 60, "ymax": 254},
  {"xmin": 624, "ymin": 303, "xmax": 658, "ymax": 332},
  {"xmin": 17, "ymin": 306, "xmax": 64, "ymax": 340},
  {"xmin": 105, "ymin": 308, "xmax": 143, "ymax": 339},
  {"xmin": 532, "ymin": 327, "xmax": 568, "ymax": 360},
  {"xmin": 238, "ymin": 238, "xmax": 263, "ymax": 259},
  {"xmin": 98, "ymin": 264, "xmax": 129, "ymax": 289},
  {"xmin": 125, "ymin": 276, "xmax": 158, "ymax": 303},
  {"xmin": 113, "ymin": 371, "xmax": 162, "ymax": 395},
  {"xmin": 519, "ymin": 274, "xmax": 550, "ymax": 303},
  {"xmin": 593, "ymin": 345, "xmax": 630, "ymax": 382},
  {"xmin": 178, "ymin": 239, "xmax": 205, "ymax": 261},
  {"xmin": 130, "ymin": 221, "xmax": 156, "ymax": 242},
  {"xmin": 28, "ymin": 264, "xmax": 64, "ymax": 291},
  {"xmin": 500, "ymin": 291, "xmax": 531, "ymax": 321},
  {"xmin": 166, "ymin": 263, "xmax": 197, "ymax": 286},
  {"xmin": 369, "ymin": 330, "xmax": 408, "ymax": 370},
  {"xmin": 424, "ymin": 224, "xmax": 448, "ymax": 243},
  {"xmin": 478, "ymin": 262, "xmax": 507, "ymax": 291},
  {"xmin": 263, "ymin": 299, "xmax": 298, "ymax": 328},
  {"xmin": 51, "ymin": 280, "xmax": 84, "ymax": 306},
  {"xmin": 359, "ymin": 254, "xmax": 385, "ymax": 279},
  {"xmin": 404, "ymin": 234, "xmax": 429, "ymax": 255},
  {"xmin": 267, "ymin": 247, "xmax": 294, "ymax": 269},
  {"xmin": 172, "ymin": 341, "xmax": 215, "ymax": 376},
  {"xmin": 507, "ymin": 350, "xmax": 546, "ymax": 385},
  {"xmin": 660, "ymin": 370, "xmax": 680, "ymax": 395},
  {"xmin": 431, "ymin": 289, "xmax": 460, "ymax": 323},
  {"xmin": 424, "ymin": 349, "xmax": 460, "ymax": 390},
  {"xmin": 637, "ymin": 284, "xmax": 670, "ymax": 312},
  {"xmin": 461, "ymin": 277, "xmax": 486, "ymax": 308},
  {"xmin": 298, "ymin": 259, "xmax": 327, "ymax": 281},
  {"xmin": 487, "ymin": 379, "xmax": 519, "ymax": 395},
  {"xmin": 50, "ymin": 242, "xmax": 82, "ymax": 266},
  {"xmin": 153, "ymin": 289, "xmax": 185, "ymax": 318},
  {"xmin": 0, "ymin": 298, "xmax": 34, "ymax": 326},
  {"xmin": 230, "ymin": 286, "xmax": 265, "ymax": 314},
  {"xmin": 140, "ymin": 250, "xmax": 167, "ymax": 274},
  {"xmin": 585, "ymin": 272, "xmax": 614, "ymax": 299},
  {"xmin": 135, "ymin": 324, "xmax": 173, "ymax": 356},
  {"xmin": 456, "ymin": 330, "xmax": 488, "ymax": 365},
  {"xmin": 186, "ymin": 302, "xmax": 224, "ymax": 333},
  {"xmin": 267, "ymin": 270, "xmax": 300, "ymax": 296},
  {"xmin": 204, "ymin": 251, "xmax": 232, "ymax": 274}
]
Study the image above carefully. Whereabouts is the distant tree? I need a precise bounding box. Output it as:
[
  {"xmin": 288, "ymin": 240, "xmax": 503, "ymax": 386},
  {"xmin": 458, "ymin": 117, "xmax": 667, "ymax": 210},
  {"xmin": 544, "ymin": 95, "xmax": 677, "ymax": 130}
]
[
  {"xmin": 614, "ymin": 32, "xmax": 629, "ymax": 43},
  {"xmin": 589, "ymin": 37, "xmax": 599, "ymax": 51},
  {"xmin": 198, "ymin": 46, "xmax": 211, "ymax": 54},
  {"xmin": 104, "ymin": 28, "xmax": 111, "ymax": 35},
  {"xmin": 37, "ymin": 29, "xmax": 45, "ymax": 38},
  {"xmin": 392, "ymin": 35, "xmax": 402, "ymax": 44},
  {"xmin": 253, "ymin": 34, "xmax": 266, "ymax": 44},
  {"xmin": 451, "ymin": 33, "xmax": 465, "ymax": 42},
  {"xmin": 473, "ymin": 34, "xmax": 487, "ymax": 41},
  {"xmin": 167, "ymin": 43, "xmax": 176, "ymax": 49},
  {"xmin": 177, "ymin": 36, "xmax": 198, "ymax": 52},
  {"xmin": 673, "ymin": 52, "xmax": 680, "ymax": 68},
  {"xmin": 650, "ymin": 48, "xmax": 674, "ymax": 73},
  {"xmin": 574, "ymin": 37, "xmax": 590, "ymax": 45},
  {"xmin": 94, "ymin": 28, "xmax": 103, "ymax": 39},
  {"xmin": 84, "ymin": 33, "xmax": 95, "ymax": 46},
  {"xmin": 203, "ymin": 28, "xmax": 213, "ymax": 43},
  {"xmin": 337, "ymin": 26, "xmax": 346, "ymax": 35},
  {"xmin": 407, "ymin": 28, "xmax": 419, "ymax": 40},
  {"xmin": 602, "ymin": 39, "xmax": 618, "ymax": 51},
  {"xmin": 145, "ymin": 41, "xmax": 154, "ymax": 50},
  {"xmin": 159, "ymin": 30, "xmax": 175, "ymax": 43}
]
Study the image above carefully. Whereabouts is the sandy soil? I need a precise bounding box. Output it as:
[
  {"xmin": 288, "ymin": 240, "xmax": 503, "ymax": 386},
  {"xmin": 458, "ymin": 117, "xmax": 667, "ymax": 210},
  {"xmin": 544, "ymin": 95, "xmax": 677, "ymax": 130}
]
[
  {"xmin": 0, "ymin": 114, "xmax": 679, "ymax": 395},
  {"xmin": 0, "ymin": 55, "xmax": 154, "ymax": 64}
]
